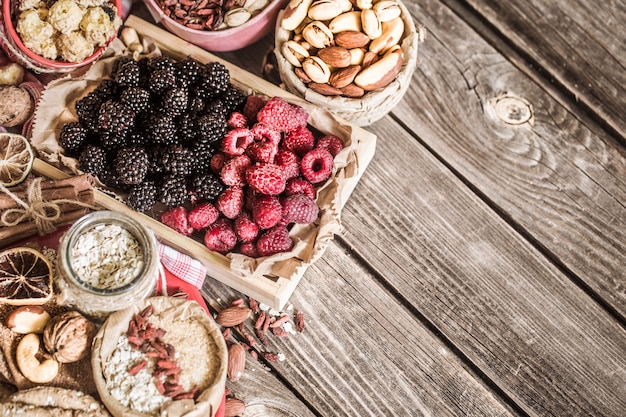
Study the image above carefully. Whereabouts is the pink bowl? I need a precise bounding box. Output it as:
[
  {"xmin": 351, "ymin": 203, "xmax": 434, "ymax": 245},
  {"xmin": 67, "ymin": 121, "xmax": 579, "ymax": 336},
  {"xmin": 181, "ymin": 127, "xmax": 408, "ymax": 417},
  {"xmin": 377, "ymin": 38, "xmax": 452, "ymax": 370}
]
[
  {"xmin": 142, "ymin": 0, "xmax": 288, "ymax": 52},
  {"xmin": 1, "ymin": 0, "xmax": 122, "ymax": 72}
]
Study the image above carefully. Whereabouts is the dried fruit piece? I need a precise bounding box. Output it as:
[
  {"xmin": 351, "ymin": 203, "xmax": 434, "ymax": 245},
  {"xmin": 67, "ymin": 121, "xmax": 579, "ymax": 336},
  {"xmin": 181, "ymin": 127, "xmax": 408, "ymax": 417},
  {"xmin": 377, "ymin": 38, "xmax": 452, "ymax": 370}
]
[
  {"xmin": 0, "ymin": 133, "xmax": 34, "ymax": 187},
  {"xmin": 0, "ymin": 247, "xmax": 53, "ymax": 305}
]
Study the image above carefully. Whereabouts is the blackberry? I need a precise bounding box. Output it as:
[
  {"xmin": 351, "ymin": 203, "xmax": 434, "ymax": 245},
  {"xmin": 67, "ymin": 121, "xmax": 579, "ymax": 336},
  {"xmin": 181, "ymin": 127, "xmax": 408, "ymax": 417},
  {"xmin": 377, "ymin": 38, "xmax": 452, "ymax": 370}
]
[
  {"xmin": 221, "ymin": 84, "xmax": 246, "ymax": 113},
  {"xmin": 97, "ymin": 100, "xmax": 135, "ymax": 150},
  {"xmin": 159, "ymin": 174, "xmax": 188, "ymax": 207},
  {"xmin": 195, "ymin": 112, "xmax": 227, "ymax": 144},
  {"xmin": 203, "ymin": 99, "xmax": 228, "ymax": 120},
  {"xmin": 160, "ymin": 145, "xmax": 194, "ymax": 176},
  {"xmin": 127, "ymin": 180, "xmax": 158, "ymax": 212},
  {"xmin": 187, "ymin": 92, "xmax": 206, "ymax": 113},
  {"xmin": 59, "ymin": 121, "xmax": 89, "ymax": 155},
  {"xmin": 176, "ymin": 56, "xmax": 201, "ymax": 87},
  {"xmin": 200, "ymin": 61, "xmax": 230, "ymax": 95},
  {"xmin": 75, "ymin": 92, "xmax": 104, "ymax": 132},
  {"xmin": 92, "ymin": 79, "xmax": 119, "ymax": 100},
  {"xmin": 177, "ymin": 113, "xmax": 197, "ymax": 143},
  {"xmin": 147, "ymin": 56, "xmax": 177, "ymax": 74},
  {"xmin": 145, "ymin": 113, "xmax": 178, "ymax": 146},
  {"xmin": 192, "ymin": 173, "xmax": 223, "ymax": 202},
  {"xmin": 120, "ymin": 87, "xmax": 150, "ymax": 113},
  {"xmin": 190, "ymin": 140, "xmax": 217, "ymax": 174},
  {"xmin": 114, "ymin": 147, "xmax": 149, "ymax": 185},
  {"xmin": 127, "ymin": 129, "xmax": 149, "ymax": 148},
  {"xmin": 160, "ymin": 87, "xmax": 188, "ymax": 116},
  {"xmin": 99, "ymin": 166, "xmax": 130, "ymax": 190},
  {"xmin": 147, "ymin": 146, "xmax": 166, "ymax": 175},
  {"xmin": 78, "ymin": 145, "xmax": 108, "ymax": 177},
  {"xmin": 111, "ymin": 56, "xmax": 135, "ymax": 77},
  {"xmin": 148, "ymin": 69, "xmax": 177, "ymax": 94},
  {"xmin": 115, "ymin": 61, "xmax": 141, "ymax": 88}
]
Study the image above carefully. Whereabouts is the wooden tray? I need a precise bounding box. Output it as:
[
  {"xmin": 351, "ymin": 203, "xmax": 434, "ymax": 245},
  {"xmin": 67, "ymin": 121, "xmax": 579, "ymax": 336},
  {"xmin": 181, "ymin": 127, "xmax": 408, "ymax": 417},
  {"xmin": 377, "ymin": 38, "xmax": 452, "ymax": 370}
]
[{"xmin": 33, "ymin": 16, "xmax": 377, "ymax": 310}]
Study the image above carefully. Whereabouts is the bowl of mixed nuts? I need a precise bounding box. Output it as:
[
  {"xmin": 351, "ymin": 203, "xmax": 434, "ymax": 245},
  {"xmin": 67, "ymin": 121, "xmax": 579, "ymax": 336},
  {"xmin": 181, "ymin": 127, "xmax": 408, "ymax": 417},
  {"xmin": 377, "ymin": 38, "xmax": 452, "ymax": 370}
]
[
  {"xmin": 274, "ymin": 0, "xmax": 423, "ymax": 126},
  {"xmin": 142, "ymin": 0, "xmax": 289, "ymax": 52}
]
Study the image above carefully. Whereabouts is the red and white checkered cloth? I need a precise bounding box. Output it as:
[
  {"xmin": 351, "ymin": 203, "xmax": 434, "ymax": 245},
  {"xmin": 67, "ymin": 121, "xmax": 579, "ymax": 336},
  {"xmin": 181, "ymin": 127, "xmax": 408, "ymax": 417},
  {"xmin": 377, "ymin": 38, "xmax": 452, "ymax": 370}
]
[{"xmin": 158, "ymin": 243, "xmax": 207, "ymax": 289}]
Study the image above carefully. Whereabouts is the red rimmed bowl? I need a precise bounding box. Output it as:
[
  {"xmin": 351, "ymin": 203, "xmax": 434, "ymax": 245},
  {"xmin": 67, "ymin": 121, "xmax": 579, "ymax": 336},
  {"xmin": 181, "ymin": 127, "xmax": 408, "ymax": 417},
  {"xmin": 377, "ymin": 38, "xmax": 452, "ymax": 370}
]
[
  {"xmin": 142, "ymin": 0, "xmax": 288, "ymax": 52},
  {"xmin": 1, "ymin": 0, "xmax": 122, "ymax": 73}
]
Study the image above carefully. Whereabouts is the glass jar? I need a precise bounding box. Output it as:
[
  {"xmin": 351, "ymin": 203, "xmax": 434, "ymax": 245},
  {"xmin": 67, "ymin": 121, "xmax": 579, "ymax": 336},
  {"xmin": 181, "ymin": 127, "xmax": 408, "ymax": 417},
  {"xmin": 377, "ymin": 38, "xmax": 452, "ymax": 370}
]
[{"xmin": 57, "ymin": 211, "xmax": 159, "ymax": 322}]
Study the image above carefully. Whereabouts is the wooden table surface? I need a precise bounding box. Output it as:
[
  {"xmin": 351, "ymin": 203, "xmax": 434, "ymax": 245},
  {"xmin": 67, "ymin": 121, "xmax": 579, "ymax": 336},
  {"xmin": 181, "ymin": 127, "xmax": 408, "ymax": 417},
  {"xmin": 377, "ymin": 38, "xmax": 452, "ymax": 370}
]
[{"xmin": 131, "ymin": 1, "xmax": 626, "ymax": 416}]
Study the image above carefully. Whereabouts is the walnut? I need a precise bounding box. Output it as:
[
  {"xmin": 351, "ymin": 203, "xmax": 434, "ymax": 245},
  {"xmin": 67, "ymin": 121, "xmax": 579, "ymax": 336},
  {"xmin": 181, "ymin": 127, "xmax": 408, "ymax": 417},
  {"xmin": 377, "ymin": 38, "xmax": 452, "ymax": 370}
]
[
  {"xmin": 43, "ymin": 311, "xmax": 97, "ymax": 363},
  {"xmin": 0, "ymin": 86, "xmax": 33, "ymax": 128}
]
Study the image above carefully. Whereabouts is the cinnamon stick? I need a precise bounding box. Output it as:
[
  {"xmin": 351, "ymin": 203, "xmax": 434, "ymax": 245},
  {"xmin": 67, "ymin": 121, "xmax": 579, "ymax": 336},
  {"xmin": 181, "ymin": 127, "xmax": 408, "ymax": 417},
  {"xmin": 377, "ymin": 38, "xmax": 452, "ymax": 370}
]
[
  {"xmin": 0, "ymin": 208, "xmax": 91, "ymax": 246},
  {"xmin": 0, "ymin": 175, "xmax": 94, "ymax": 210}
]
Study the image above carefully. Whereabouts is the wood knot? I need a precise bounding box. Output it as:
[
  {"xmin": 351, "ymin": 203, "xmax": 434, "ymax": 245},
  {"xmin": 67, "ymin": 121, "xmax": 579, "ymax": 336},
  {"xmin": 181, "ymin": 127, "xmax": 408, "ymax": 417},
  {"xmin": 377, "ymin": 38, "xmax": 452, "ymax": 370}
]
[{"xmin": 488, "ymin": 94, "xmax": 534, "ymax": 126}]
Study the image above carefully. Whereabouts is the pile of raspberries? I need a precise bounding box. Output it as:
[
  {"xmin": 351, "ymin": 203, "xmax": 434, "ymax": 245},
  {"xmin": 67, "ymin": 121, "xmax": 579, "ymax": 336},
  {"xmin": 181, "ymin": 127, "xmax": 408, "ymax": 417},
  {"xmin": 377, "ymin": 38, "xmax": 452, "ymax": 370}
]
[{"xmin": 160, "ymin": 95, "xmax": 344, "ymax": 258}]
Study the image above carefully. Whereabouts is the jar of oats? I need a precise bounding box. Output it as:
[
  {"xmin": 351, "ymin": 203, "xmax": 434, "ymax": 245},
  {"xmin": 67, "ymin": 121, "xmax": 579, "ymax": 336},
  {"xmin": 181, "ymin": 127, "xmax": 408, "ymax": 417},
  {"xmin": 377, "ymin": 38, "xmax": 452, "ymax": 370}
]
[{"xmin": 57, "ymin": 211, "xmax": 160, "ymax": 321}]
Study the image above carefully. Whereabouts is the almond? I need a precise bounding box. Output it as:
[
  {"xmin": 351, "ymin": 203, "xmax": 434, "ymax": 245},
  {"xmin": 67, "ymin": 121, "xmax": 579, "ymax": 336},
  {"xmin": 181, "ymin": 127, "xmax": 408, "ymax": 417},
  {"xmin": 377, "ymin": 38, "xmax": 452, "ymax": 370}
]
[
  {"xmin": 227, "ymin": 343, "xmax": 246, "ymax": 381},
  {"xmin": 362, "ymin": 50, "xmax": 379, "ymax": 68},
  {"xmin": 308, "ymin": 82, "xmax": 343, "ymax": 96},
  {"xmin": 334, "ymin": 30, "xmax": 370, "ymax": 49},
  {"xmin": 340, "ymin": 83, "xmax": 366, "ymax": 98},
  {"xmin": 224, "ymin": 397, "xmax": 246, "ymax": 416},
  {"xmin": 329, "ymin": 65, "xmax": 361, "ymax": 88},
  {"xmin": 318, "ymin": 46, "xmax": 352, "ymax": 68},
  {"xmin": 354, "ymin": 46, "xmax": 403, "ymax": 90},
  {"xmin": 216, "ymin": 306, "xmax": 251, "ymax": 327},
  {"xmin": 295, "ymin": 67, "xmax": 312, "ymax": 83}
]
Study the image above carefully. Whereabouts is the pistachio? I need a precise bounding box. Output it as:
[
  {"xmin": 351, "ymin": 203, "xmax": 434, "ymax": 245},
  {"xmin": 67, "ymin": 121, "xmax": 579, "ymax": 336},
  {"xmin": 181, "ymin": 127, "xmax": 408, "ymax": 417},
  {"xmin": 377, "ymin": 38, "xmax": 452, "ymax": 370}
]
[
  {"xmin": 356, "ymin": 0, "xmax": 372, "ymax": 9},
  {"xmin": 308, "ymin": 0, "xmax": 343, "ymax": 21},
  {"xmin": 361, "ymin": 8, "xmax": 382, "ymax": 39},
  {"xmin": 224, "ymin": 7, "xmax": 251, "ymax": 27},
  {"xmin": 244, "ymin": 0, "xmax": 269, "ymax": 13},
  {"xmin": 335, "ymin": 0, "xmax": 352, "ymax": 12},
  {"xmin": 302, "ymin": 56, "xmax": 332, "ymax": 83},
  {"xmin": 282, "ymin": 40, "xmax": 310, "ymax": 67},
  {"xmin": 329, "ymin": 10, "xmax": 362, "ymax": 33},
  {"xmin": 302, "ymin": 20, "xmax": 334, "ymax": 49},
  {"xmin": 373, "ymin": 0, "xmax": 402, "ymax": 22}
]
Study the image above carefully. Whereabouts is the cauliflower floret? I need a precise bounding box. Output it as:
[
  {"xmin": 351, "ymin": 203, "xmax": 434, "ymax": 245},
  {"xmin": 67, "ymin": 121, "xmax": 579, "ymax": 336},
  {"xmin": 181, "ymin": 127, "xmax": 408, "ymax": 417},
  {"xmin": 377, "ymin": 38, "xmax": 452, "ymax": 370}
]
[
  {"xmin": 48, "ymin": 0, "xmax": 85, "ymax": 34},
  {"xmin": 16, "ymin": 10, "xmax": 58, "ymax": 59},
  {"xmin": 80, "ymin": 6, "xmax": 120, "ymax": 46},
  {"xmin": 57, "ymin": 31, "xmax": 94, "ymax": 62}
]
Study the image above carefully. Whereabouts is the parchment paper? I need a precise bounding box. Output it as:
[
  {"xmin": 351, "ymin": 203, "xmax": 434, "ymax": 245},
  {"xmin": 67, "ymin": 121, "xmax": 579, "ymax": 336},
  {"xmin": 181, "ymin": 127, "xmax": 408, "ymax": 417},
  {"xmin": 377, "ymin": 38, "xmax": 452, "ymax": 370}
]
[{"xmin": 92, "ymin": 296, "xmax": 227, "ymax": 417}]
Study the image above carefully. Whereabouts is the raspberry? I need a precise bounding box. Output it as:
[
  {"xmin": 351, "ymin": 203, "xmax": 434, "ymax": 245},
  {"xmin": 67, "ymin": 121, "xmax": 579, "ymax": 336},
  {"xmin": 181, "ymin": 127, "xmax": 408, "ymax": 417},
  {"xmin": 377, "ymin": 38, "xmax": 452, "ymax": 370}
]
[
  {"xmin": 161, "ymin": 206, "xmax": 193, "ymax": 236},
  {"xmin": 256, "ymin": 225, "xmax": 293, "ymax": 257},
  {"xmin": 316, "ymin": 134, "xmax": 344, "ymax": 157},
  {"xmin": 274, "ymin": 150, "xmax": 300, "ymax": 180},
  {"xmin": 234, "ymin": 211, "xmax": 259, "ymax": 243},
  {"xmin": 221, "ymin": 127, "xmax": 254, "ymax": 156},
  {"xmin": 221, "ymin": 154, "xmax": 251, "ymax": 186},
  {"xmin": 301, "ymin": 148, "xmax": 333, "ymax": 184},
  {"xmin": 256, "ymin": 97, "xmax": 308, "ymax": 133},
  {"xmin": 251, "ymin": 123, "xmax": 281, "ymax": 145},
  {"xmin": 188, "ymin": 202, "xmax": 219, "ymax": 230},
  {"xmin": 210, "ymin": 152, "xmax": 227, "ymax": 174},
  {"xmin": 252, "ymin": 194, "xmax": 283, "ymax": 229},
  {"xmin": 239, "ymin": 242, "xmax": 259, "ymax": 258},
  {"xmin": 245, "ymin": 163, "xmax": 286, "ymax": 195},
  {"xmin": 281, "ymin": 194, "xmax": 319, "ymax": 224},
  {"xmin": 204, "ymin": 218, "xmax": 237, "ymax": 254},
  {"xmin": 285, "ymin": 178, "xmax": 316, "ymax": 200},
  {"xmin": 227, "ymin": 112, "xmax": 249, "ymax": 129},
  {"xmin": 243, "ymin": 95, "xmax": 267, "ymax": 123},
  {"xmin": 217, "ymin": 186, "xmax": 244, "ymax": 219},
  {"xmin": 246, "ymin": 140, "xmax": 278, "ymax": 163},
  {"xmin": 282, "ymin": 126, "xmax": 315, "ymax": 156}
]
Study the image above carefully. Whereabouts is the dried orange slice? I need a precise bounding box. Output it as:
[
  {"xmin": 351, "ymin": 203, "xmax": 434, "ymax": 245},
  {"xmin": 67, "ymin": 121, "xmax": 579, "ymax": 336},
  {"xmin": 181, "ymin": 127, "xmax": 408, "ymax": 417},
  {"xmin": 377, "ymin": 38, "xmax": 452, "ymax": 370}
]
[
  {"xmin": 0, "ymin": 132, "xmax": 34, "ymax": 187},
  {"xmin": 0, "ymin": 247, "xmax": 53, "ymax": 305}
]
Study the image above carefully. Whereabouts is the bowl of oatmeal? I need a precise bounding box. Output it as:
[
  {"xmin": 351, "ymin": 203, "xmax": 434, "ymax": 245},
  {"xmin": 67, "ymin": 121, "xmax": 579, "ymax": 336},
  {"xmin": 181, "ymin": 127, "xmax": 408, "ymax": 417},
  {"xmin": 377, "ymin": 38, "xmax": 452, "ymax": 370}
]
[
  {"xmin": 1, "ymin": 0, "xmax": 122, "ymax": 73},
  {"xmin": 92, "ymin": 296, "xmax": 228, "ymax": 417}
]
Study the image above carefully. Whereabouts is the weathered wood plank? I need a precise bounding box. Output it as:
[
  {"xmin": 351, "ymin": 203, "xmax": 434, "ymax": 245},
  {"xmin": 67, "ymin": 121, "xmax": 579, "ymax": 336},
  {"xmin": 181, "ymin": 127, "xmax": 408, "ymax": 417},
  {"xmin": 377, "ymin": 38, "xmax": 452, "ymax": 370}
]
[
  {"xmin": 202, "ymin": 242, "xmax": 519, "ymax": 417},
  {"xmin": 449, "ymin": 0, "xmax": 626, "ymax": 143},
  {"xmin": 391, "ymin": 1, "xmax": 626, "ymax": 320},
  {"xmin": 342, "ymin": 115, "xmax": 626, "ymax": 416}
]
